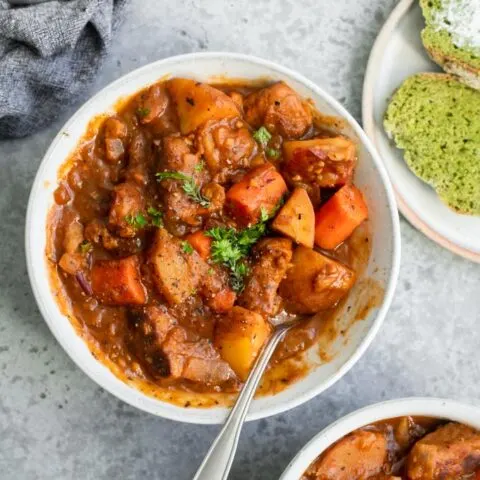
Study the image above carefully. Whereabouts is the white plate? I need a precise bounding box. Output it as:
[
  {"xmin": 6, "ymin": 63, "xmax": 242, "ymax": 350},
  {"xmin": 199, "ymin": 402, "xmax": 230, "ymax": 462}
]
[
  {"xmin": 280, "ymin": 397, "xmax": 480, "ymax": 479},
  {"xmin": 25, "ymin": 52, "xmax": 400, "ymax": 424},
  {"xmin": 363, "ymin": 0, "xmax": 480, "ymax": 262}
]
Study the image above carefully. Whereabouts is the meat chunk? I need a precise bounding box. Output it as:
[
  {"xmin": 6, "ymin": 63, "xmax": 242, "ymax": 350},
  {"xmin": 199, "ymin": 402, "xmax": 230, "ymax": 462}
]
[
  {"xmin": 196, "ymin": 119, "xmax": 256, "ymax": 182},
  {"xmin": 279, "ymin": 246, "xmax": 355, "ymax": 314},
  {"xmin": 161, "ymin": 135, "xmax": 200, "ymax": 176},
  {"xmin": 306, "ymin": 430, "xmax": 388, "ymax": 480},
  {"xmin": 128, "ymin": 306, "xmax": 177, "ymax": 378},
  {"xmin": 239, "ymin": 238, "xmax": 293, "ymax": 317},
  {"xmin": 91, "ymin": 255, "xmax": 147, "ymax": 305},
  {"xmin": 243, "ymin": 82, "xmax": 312, "ymax": 139},
  {"xmin": 136, "ymin": 84, "xmax": 169, "ymax": 124},
  {"xmin": 148, "ymin": 228, "xmax": 207, "ymax": 305},
  {"xmin": 214, "ymin": 306, "xmax": 271, "ymax": 381},
  {"xmin": 104, "ymin": 117, "xmax": 128, "ymax": 164},
  {"xmin": 283, "ymin": 137, "xmax": 356, "ymax": 188},
  {"xmin": 128, "ymin": 307, "xmax": 235, "ymax": 385},
  {"xmin": 159, "ymin": 135, "xmax": 218, "ymax": 226},
  {"xmin": 108, "ymin": 182, "xmax": 145, "ymax": 238},
  {"xmin": 162, "ymin": 327, "xmax": 236, "ymax": 385},
  {"xmin": 407, "ymin": 423, "xmax": 480, "ymax": 480},
  {"xmin": 125, "ymin": 131, "xmax": 152, "ymax": 186},
  {"xmin": 167, "ymin": 78, "xmax": 240, "ymax": 134}
]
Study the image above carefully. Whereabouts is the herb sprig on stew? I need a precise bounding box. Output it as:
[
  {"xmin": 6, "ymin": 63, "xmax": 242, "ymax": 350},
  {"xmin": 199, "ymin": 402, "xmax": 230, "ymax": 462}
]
[
  {"xmin": 156, "ymin": 171, "xmax": 211, "ymax": 208},
  {"xmin": 206, "ymin": 208, "xmax": 270, "ymax": 292}
]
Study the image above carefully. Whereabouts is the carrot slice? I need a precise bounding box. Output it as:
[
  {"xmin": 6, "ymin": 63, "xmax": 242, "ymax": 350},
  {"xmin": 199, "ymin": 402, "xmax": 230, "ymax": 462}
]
[
  {"xmin": 185, "ymin": 231, "xmax": 212, "ymax": 260},
  {"xmin": 226, "ymin": 163, "xmax": 287, "ymax": 225},
  {"xmin": 314, "ymin": 185, "xmax": 368, "ymax": 250},
  {"xmin": 91, "ymin": 255, "xmax": 147, "ymax": 305}
]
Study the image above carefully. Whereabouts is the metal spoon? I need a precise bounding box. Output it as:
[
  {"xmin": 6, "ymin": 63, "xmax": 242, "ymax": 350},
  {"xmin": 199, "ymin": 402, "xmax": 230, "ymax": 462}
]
[{"xmin": 193, "ymin": 320, "xmax": 296, "ymax": 480}]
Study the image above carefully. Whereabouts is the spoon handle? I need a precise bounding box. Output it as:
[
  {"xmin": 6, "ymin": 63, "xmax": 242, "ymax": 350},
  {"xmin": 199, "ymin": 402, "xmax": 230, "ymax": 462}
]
[{"xmin": 192, "ymin": 325, "xmax": 291, "ymax": 480}]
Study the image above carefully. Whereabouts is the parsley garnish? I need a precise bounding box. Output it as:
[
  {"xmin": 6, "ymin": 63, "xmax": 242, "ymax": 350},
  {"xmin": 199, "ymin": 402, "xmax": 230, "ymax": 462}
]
[
  {"xmin": 137, "ymin": 107, "xmax": 150, "ymax": 117},
  {"xmin": 156, "ymin": 171, "xmax": 210, "ymax": 208},
  {"xmin": 147, "ymin": 207, "xmax": 163, "ymax": 227},
  {"xmin": 181, "ymin": 241, "xmax": 194, "ymax": 254},
  {"xmin": 205, "ymin": 214, "xmax": 270, "ymax": 292},
  {"xmin": 253, "ymin": 126, "xmax": 272, "ymax": 147},
  {"xmin": 79, "ymin": 241, "xmax": 92, "ymax": 254},
  {"xmin": 125, "ymin": 212, "xmax": 148, "ymax": 229},
  {"xmin": 194, "ymin": 160, "xmax": 205, "ymax": 172},
  {"xmin": 266, "ymin": 147, "xmax": 280, "ymax": 159}
]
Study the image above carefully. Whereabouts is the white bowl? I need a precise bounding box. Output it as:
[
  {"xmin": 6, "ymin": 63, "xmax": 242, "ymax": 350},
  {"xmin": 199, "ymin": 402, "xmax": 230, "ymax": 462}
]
[
  {"xmin": 280, "ymin": 397, "xmax": 480, "ymax": 479},
  {"xmin": 25, "ymin": 52, "xmax": 401, "ymax": 424}
]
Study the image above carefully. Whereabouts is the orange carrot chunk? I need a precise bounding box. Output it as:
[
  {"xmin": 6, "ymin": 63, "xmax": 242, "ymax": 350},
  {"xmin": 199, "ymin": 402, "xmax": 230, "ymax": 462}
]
[
  {"xmin": 209, "ymin": 288, "xmax": 237, "ymax": 313},
  {"xmin": 185, "ymin": 231, "xmax": 212, "ymax": 260},
  {"xmin": 91, "ymin": 255, "xmax": 147, "ymax": 305},
  {"xmin": 226, "ymin": 163, "xmax": 287, "ymax": 225},
  {"xmin": 314, "ymin": 185, "xmax": 368, "ymax": 250}
]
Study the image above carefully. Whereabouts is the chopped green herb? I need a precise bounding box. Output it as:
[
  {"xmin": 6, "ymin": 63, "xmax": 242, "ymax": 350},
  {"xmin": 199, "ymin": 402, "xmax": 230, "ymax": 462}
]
[
  {"xmin": 125, "ymin": 212, "xmax": 148, "ymax": 229},
  {"xmin": 194, "ymin": 159, "xmax": 205, "ymax": 172},
  {"xmin": 136, "ymin": 107, "xmax": 151, "ymax": 117},
  {"xmin": 207, "ymin": 267, "xmax": 215, "ymax": 276},
  {"xmin": 147, "ymin": 207, "xmax": 163, "ymax": 227},
  {"xmin": 181, "ymin": 241, "xmax": 194, "ymax": 254},
  {"xmin": 156, "ymin": 171, "xmax": 210, "ymax": 208},
  {"xmin": 205, "ymin": 213, "xmax": 270, "ymax": 292},
  {"xmin": 253, "ymin": 126, "xmax": 272, "ymax": 147},
  {"xmin": 266, "ymin": 147, "xmax": 280, "ymax": 159},
  {"xmin": 79, "ymin": 241, "xmax": 92, "ymax": 254}
]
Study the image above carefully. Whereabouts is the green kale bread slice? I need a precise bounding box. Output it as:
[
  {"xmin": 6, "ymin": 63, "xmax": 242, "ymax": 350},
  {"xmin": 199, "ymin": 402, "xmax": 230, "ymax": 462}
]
[
  {"xmin": 420, "ymin": 0, "xmax": 480, "ymax": 89},
  {"xmin": 384, "ymin": 73, "xmax": 480, "ymax": 215}
]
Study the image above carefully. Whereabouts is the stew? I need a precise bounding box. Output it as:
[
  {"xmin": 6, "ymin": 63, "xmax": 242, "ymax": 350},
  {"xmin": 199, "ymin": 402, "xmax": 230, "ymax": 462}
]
[
  {"xmin": 303, "ymin": 417, "xmax": 480, "ymax": 480},
  {"xmin": 46, "ymin": 77, "xmax": 371, "ymax": 406}
]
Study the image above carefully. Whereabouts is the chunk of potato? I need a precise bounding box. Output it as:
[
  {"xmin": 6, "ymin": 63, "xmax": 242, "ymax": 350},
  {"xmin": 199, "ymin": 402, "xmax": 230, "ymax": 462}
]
[
  {"xmin": 271, "ymin": 188, "xmax": 314, "ymax": 247},
  {"xmin": 214, "ymin": 306, "xmax": 272, "ymax": 381},
  {"xmin": 279, "ymin": 246, "xmax": 355, "ymax": 314},
  {"xmin": 307, "ymin": 430, "xmax": 388, "ymax": 480},
  {"xmin": 148, "ymin": 228, "xmax": 207, "ymax": 305},
  {"xmin": 166, "ymin": 78, "xmax": 240, "ymax": 134},
  {"xmin": 91, "ymin": 255, "xmax": 147, "ymax": 305}
]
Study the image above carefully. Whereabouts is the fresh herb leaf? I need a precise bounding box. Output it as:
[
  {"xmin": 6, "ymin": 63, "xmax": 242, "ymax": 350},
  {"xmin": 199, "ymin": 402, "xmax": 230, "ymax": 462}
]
[
  {"xmin": 207, "ymin": 268, "xmax": 215, "ymax": 276},
  {"xmin": 253, "ymin": 126, "xmax": 272, "ymax": 147},
  {"xmin": 205, "ymin": 214, "xmax": 270, "ymax": 292},
  {"xmin": 79, "ymin": 241, "xmax": 92, "ymax": 254},
  {"xmin": 137, "ymin": 107, "xmax": 151, "ymax": 117},
  {"xmin": 156, "ymin": 171, "xmax": 210, "ymax": 208},
  {"xmin": 181, "ymin": 241, "xmax": 194, "ymax": 254},
  {"xmin": 147, "ymin": 207, "xmax": 163, "ymax": 227},
  {"xmin": 125, "ymin": 212, "xmax": 148, "ymax": 228},
  {"xmin": 194, "ymin": 159, "xmax": 205, "ymax": 172},
  {"xmin": 266, "ymin": 147, "xmax": 280, "ymax": 159}
]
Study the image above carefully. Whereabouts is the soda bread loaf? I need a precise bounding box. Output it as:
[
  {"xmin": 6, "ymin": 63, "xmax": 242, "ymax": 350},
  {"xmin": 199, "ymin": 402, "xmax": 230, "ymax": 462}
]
[
  {"xmin": 420, "ymin": 0, "xmax": 480, "ymax": 89},
  {"xmin": 384, "ymin": 73, "xmax": 480, "ymax": 214}
]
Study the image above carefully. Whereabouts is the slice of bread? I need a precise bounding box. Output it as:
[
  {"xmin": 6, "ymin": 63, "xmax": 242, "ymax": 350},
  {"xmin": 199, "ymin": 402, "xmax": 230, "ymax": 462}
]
[
  {"xmin": 384, "ymin": 73, "xmax": 480, "ymax": 215},
  {"xmin": 420, "ymin": 0, "xmax": 480, "ymax": 89}
]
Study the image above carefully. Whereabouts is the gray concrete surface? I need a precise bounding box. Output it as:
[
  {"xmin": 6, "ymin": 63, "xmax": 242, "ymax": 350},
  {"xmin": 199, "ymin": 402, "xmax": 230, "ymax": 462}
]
[{"xmin": 1, "ymin": 0, "xmax": 479, "ymax": 478}]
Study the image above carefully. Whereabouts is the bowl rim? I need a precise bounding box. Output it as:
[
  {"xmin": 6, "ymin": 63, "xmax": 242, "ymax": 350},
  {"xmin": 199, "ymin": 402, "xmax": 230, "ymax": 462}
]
[
  {"xmin": 25, "ymin": 51, "xmax": 401, "ymax": 424},
  {"xmin": 280, "ymin": 396, "xmax": 480, "ymax": 479}
]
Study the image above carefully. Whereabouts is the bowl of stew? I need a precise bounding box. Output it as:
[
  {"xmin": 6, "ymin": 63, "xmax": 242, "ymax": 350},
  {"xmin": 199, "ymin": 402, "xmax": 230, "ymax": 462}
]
[
  {"xmin": 280, "ymin": 397, "xmax": 480, "ymax": 479},
  {"xmin": 26, "ymin": 52, "xmax": 400, "ymax": 423}
]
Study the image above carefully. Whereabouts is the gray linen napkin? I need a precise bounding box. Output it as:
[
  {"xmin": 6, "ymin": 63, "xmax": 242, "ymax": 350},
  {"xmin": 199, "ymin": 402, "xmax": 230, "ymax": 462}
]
[{"xmin": 0, "ymin": 0, "xmax": 127, "ymax": 139}]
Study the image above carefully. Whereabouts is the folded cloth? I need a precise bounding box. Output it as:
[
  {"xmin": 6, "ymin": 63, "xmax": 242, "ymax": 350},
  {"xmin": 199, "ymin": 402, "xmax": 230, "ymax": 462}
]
[{"xmin": 0, "ymin": 0, "xmax": 127, "ymax": 138}]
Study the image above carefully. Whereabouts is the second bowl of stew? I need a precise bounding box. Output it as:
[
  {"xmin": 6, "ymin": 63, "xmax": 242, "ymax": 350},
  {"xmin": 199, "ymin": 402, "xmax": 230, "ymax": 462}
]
[
  {"xmin": 26, "ymin": 52, "xmax": 400, "ymax": 423},
  {"xmin": 280, "ymin": 397, "xmax": 480, "ymax": 479}
]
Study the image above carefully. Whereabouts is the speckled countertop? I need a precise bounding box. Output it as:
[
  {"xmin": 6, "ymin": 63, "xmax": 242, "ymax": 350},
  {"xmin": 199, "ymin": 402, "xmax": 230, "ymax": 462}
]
[{"xmin": 1, "ymin": 0, "xmax": 479, "ymax": 478}]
